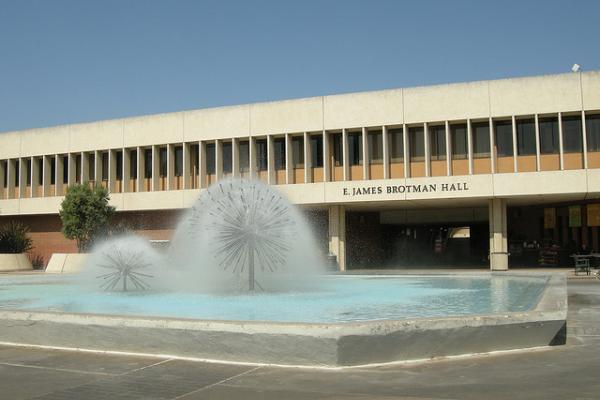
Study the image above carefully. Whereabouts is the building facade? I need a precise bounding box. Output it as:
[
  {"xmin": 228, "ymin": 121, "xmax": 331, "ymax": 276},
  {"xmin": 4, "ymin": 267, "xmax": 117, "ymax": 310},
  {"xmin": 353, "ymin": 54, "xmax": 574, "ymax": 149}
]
[{"xmin": 2, "ymin": 71, "xmax": 600, "ymax": 270}]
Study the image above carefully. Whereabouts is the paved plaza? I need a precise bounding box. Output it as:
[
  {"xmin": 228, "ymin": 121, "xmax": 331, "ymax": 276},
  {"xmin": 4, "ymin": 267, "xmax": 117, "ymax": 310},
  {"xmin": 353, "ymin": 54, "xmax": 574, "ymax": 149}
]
[{"xmin": 0, "ymin": 278, "xmax": 598, "ymax": 400}]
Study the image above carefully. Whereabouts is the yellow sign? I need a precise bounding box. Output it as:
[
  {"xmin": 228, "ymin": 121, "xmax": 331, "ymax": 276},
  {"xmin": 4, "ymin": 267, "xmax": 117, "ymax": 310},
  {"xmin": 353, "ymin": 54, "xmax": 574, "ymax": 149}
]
[
  {"xmin": 544, "ymin": 208, "xmax": 556, "ymax": 229},
  {"xmin": 587, "ymin": 204, "xmax": 600, "ymax": 227},
  {"xmin": 569, "ymin": 205, "xmax": 581, "ymax": 227}
]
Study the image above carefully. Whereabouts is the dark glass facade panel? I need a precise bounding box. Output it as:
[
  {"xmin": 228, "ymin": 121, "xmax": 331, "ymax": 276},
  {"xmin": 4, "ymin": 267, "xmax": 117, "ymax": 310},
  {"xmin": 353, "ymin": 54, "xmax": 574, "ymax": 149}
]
[
  {"xmin": 516, "ymin": 119, "xmax": 536, "ymax": 156},
  {"xmin": 88, "ymin": 154, "xmax": 95, "ymax": 180},
  {"xmin": 563, "ymin": 116, "xmax": 583, "ymax": 153},
  {"xmin": 472, "ymin": 122, "xmax": 490, "ymax": 158},
  {"xmin": 451, "ymin": 124, "xmax": 467, "ymax": 159},
  {"xmin": 175, "ymin": 146, "xmax": 183, "ymax": 176},
  {"xmin": 274, "ymin": 138, "xmax": 286, "ymax": 170},
  {"xmin": 159, "ymin": 148, "xmax": 167, "ymax": 177},
  {"xmin": 292, "ymin": 136, "xmax": 304, "ymax": 168},
  {"xmin": 539, "ymin": 117, "xmax": 559, "ymax": 154},
  {"xmin": 332, "ymin": 133, "xmax": 342, "ymax": 166},
  {"xmin": 206, "ymin": 143, "xmax": 216, "ymax": 174},
  {"xmin": 37, "ymin": 159, "xmax": 43, "ymax": 185},
  {"xmin": 75, "ymin": 155, "xmax": 82, "ymax": 182},
  {"xmin": 494, "ymin": 121, "xmax": 513, "ymax": 157},
  {"xmin": 63, "ymin": 156, "xmax": 69, "ymax": 183},
  {"xmin": 255, "ymin": 139, "xmax": 267, "ymax": 171},
  {"xmin": 51, "ymin": 157, "xmax": 56, "ymax": 184},
  {"xmin": 368, "ymin": 130, "xmax": 383, "ymax": 163},
  {"xmin": 2, "ymin": 162, "xmax": 7, "ymax": 188},
  {"xmin": 116, "ymin": 151, "xmax": 123, "ymax": 180},
  {"xmin": 130, "ymin": 150, "xmax": 137, "ymax": 179},
  {"xmin": 26, "ymin": 159, "xmax": 31, "ymax": 186},
  {"xmin": 429, "ymin": 125, "xmax": 446, "ymax": 161},
  {"xmin": 14, "ymin": 161, "xmax": 19, "ymax": 186},
  {"xmin": 144, "ymin": 149, "xmax": 152, "ymax": 179},
  {"xmin": 310, "ymin": 134, "xmax": 323, "ymax": 167},
  {"xmin": 586, "ymin": 114, "xmax": 600, "ymax": 152},
  {"xmin": 221, "ymin": 142, "xmax": 232, "ymax": 174},
  {"xmin": 409, "ymin": 127, "xmax": 424, "ymax": 161},
  {"xmin": 239, "ymin": 141, "xmax": 249, "ymax": 172},
  {"xmin": 388, "ymin": 128, "xmax": 403, "ymax": 162},
  {"xmin": 348, "ymin": 132, "xmax": 362, "ymax": 166}
]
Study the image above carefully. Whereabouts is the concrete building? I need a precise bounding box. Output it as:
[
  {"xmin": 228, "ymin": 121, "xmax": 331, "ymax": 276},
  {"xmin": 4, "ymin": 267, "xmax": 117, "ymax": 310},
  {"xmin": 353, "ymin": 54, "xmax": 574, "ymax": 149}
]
[{"xmin": 1, "ymin": 71, "xmax": 600, "ymax": 270}]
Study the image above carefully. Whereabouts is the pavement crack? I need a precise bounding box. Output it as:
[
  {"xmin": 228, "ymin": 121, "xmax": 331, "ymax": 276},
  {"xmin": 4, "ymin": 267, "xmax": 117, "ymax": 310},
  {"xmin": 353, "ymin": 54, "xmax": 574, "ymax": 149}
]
[{"xmin": 171, "ymin": 365, "xmax": 262, "ymax": 399}]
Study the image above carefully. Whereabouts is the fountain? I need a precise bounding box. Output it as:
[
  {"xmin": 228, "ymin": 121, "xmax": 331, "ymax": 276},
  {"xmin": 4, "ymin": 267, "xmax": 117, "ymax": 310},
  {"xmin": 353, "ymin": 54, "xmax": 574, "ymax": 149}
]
[{"xmin": 0, "ymin": 178, "xmax": 568, "ymax": 367}]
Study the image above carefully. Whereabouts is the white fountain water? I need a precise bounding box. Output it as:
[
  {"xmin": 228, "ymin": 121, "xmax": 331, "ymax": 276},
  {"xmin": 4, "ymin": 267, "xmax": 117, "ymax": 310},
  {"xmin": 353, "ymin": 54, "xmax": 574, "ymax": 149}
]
[{"xmin": 82, "ymin": 178, "xmax": 325, "ymax": 293}]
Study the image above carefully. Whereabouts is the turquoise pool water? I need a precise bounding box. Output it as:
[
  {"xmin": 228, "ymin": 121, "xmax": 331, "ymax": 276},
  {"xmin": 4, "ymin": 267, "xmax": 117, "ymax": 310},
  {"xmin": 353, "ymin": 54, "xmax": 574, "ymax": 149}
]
[{"xmin": 0, "ymin": 274, "xmax": 549, "ymax": 323}]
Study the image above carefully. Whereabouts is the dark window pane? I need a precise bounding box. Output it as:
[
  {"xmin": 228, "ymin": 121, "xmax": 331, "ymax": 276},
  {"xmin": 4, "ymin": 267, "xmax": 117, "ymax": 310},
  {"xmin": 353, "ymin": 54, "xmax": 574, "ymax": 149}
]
[
  {"xmin": 3, "ymin": 161, "xmax": 7, "ymax": 188},
  {"xmin": 175, "ymin": 146, "xmax": 183, "ymax": 176},
  {"xmin": 221, "ymin": 143, "xmax": 232, "ymax": 174},
  {"xmin": 255, "ymin": 139, "xmax": 267, "ymax": 171},
  {"xmin": 51, "ymin": 158, "xmax": 56, "ymax": 184},
  {"xmin": 348, "ymin": 132, "xmax": 362, "ymax": 166},
  {"xmin": 206, "ymin": 143, "xmax": 216, "ymax": 174},
  {"xmin": 159, "ymin": 148, "xmax": 167, "ymax": 177},
  {"xmin": 539, "ymin": 117, "xmax": 559, "ymax": 154},
  {"xmin": 310, "ymin": 135, "xmax": 323, "ymax": 167},
  {"xmin": 563, "ymin": 116, "xmax": 582, "ymax": 153},
  {"xmin": 451, "ymin": 124, "xmax": 468, "ymax": 159},
  {"xmin": 332, "ymin": 133, "xmax": 342, "ymax": 166},
  {"xmin": 62, "ymin": 156, "xmax": 69, "ymax": 183},
  {"xmin": 429, "ymin": 125, "xmax": 446, "ymax": 161},
  {"xmin": 37, "ymin": 159, "xmax": 43, "ymax": 185},
  {"xmin": 26, "ymin": 159, "xmax": 31, "ymax": 186},
  {"xmin": 292, "ymin": 137, "xmax": 304, "ymax": 168},
  {"xmin": 130, "ymin": 150, "xmax": 137, "ymax": 179},
  {"xmin": 274, "ymin": 138, "xmax": 285, "ymax": 170},
  {"xmin": 494, "ymin": 121, "xmax": 513, "ymax": 157},
  {"xmin": 116, "ymin": 151, "xmax": 123, "ymax": 180},
  {"xmin": 75, "ymin": 155, "xmax": 82, "ymax": 183},
  {"xmin": 88, "ymin": 154, "xmax": 95, "ymax": 181},
  {"xmin": 102, "ymin": 153, "xmax": 108, "ymax": 181},
  {"xmin": 409, "ymin": 127, "xmax": 424, "ymax": 161},
  {"xmin": 14, "ymin": 161, "xmax": 19, "ymax": 186},
  {"xmin": 516, "ymin": 119, "xmax": 536, "ymax": 156},
  {"xmin": 388, "ymin": 128, "xmax": 403, "ymax": 162},
  {"xmin": 472, "ymin": 122, "xmax": 490, "ymax": 158},
  {"xmin": 144, "ymin": 149, "xmax": 152, "ymax": 179},
  {"xmin": 586, "ymin": 114, "xmax": 600, "ymax": 152},
  {"xmin": 239, "ymin": 141, "xmax": 249, "ymax": 172},
  {"xmin": 368, "ymin": 130, "xmax": 383, "ymax": 163}
]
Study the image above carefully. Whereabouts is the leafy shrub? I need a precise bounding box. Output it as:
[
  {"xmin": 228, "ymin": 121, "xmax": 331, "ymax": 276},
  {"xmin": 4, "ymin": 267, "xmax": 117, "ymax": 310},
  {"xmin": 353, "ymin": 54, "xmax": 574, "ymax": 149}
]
[
  {"xmin": 28, "ymin": 253, "xmax": 45, "ymax": 270},
  {"xmin": 0, "ymin": 221, "xmax": 33, "ymax": 254}
]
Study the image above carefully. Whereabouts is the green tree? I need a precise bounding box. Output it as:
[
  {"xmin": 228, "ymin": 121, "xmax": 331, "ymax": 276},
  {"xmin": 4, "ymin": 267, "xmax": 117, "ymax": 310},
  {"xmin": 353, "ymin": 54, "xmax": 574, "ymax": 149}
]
[{"xmin": 59, "ymin": 184, "xmax": 115, "ymax": 252}]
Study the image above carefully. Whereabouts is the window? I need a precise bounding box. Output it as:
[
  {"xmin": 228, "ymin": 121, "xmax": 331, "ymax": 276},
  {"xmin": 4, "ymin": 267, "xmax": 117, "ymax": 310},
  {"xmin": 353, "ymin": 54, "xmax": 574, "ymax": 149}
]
[
  {"xmin": 88, "ymin": 154, "xmax": 95, "ymax": 180},
  {"xmin": 206, "ymin": 143, "xmax": 216, "ymax": 174},
  {"xmin": 144, "ymin": 149, "xmax": 152, "ymax": 179},
  {"xmin": 26, "ymin": 159, "xmax": 31, "ymax": 186},
  {"xmin": 388, "ymin": 128, "xmax": 403, "ymax": 162},
  {"xmin": 102, "ymin": 153, "xmax": 108, "ymax": 181},
  {"xmin": 274, "ymin": 138, "xmax": 286, "ymax": 170},
  {"xmin": 562, "ymin": 116, "xmax": 583, "ymax": 153},
  {"xmin": 451, "ymin": 124, "xmax": 468, "ymax": 159},
  {"xmin": 130, "ymin": 150, "xmax": 137, "ymax": 179},
  {"xmin": 539, "ymin": 117, "xmax": 559, "ymax": 154},
  {"xmin": 116, "ymin": 151, "xmax": 123, "ymax": 181},
  {"xmin": 332, "ymin": 133, "xmax": 342, "ymax": 166},
  {"xmin": 2, "ymin": 161, "xmax": 6, "ymax": 188},
  {"xmin": 409, "ymin": 127, "xmax": 424, "ymax": 161},
  {"xmin": 14, "ymin": 161, "xmax": 19, "ymax": 186},
  {"xmin": 190, "ymin": 144, "xmax": 199, "ymax": 175},
  {"xmin": 75, "ymin": 155, "xmax": 82, "ymax": 183},
  {"xmin": 472, "ymin": 122, "xmax": 490, "ymax": 158},
  {"xmin": 37, "ymin": 159, "xmax": 43, "ymax": 185},
  {"xmin": 429, "ymin": 125, "xmax": 446, "ymax": 161},
  {"xmin": 175, "ymin": 146, "xmax": 183, "ymax": 177},
  {"xmin": 348, "ymin": 132, "xmax": 362, "ymax": 166},
  {"xmin": 255, "ymin": 139, "xmax": 267, "ymax": 171},
  {"xmin": 310, "ymin": 134, "xmax": 323, "ymax": 167},
  {"xmin": 239, "ymin": 141, "xmax": 249, "ymax": 172},
  {"xmin": 368, "ymin": 130, "xmax": 383, "ymax": 164},
  {"xmin": 494, "ymin": 120, "xmax": 513, "ymax": 157},
  {"xmin": 586, "ymin": 114, "xmax": 600, "ymax": 152},
  {"xmin": 516, "ymin": 119, "xmax": 536, "ymax": 156},
  {"xmin": 159, "ymin": 148, "xmax": 167, "ymax": 177},
  {"xmin": 51, "ymin": 157, "xmax": 56, "ymax": 185},
  {"xmin": 63, "ymin": 156, "xmax": 69, "ymax": 183},
  {"xmin": 292, "ymin": 136, "xmax": 304, "ymax": 168},
  {"xmin": 221, "ymin": 142, "xmax": 232, "ymax": 174}
]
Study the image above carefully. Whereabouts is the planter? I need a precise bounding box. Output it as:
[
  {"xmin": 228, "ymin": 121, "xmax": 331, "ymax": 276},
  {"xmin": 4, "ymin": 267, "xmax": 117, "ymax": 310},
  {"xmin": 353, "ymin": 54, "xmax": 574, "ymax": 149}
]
[
  {"xmin": 0, "ymin": 254, "xmax": 33, "ymax": 272},
  {"xmin": 46, "ymin": 253, "xmax": 88, "ymax": 273}
]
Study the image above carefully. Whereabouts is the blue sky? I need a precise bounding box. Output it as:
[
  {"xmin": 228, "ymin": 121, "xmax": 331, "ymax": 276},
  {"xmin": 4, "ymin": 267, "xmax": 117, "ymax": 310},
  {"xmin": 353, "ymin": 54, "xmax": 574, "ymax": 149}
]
[{"xmin": 1, "ymin": 0, "xmax": 599, "ymax": 132}]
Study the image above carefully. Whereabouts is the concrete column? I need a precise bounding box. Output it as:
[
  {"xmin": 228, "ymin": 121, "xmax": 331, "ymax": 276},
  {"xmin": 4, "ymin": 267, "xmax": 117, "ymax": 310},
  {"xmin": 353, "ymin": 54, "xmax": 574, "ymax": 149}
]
[
  {"xmin": 489, "ymin": 117, "xmax": 496, "ymax": 174},
  {"xmin": 267, "ymin": 136, "xmax": 275, "ymax": 184},
  {"xmin": 558, "ymin": 112, "xmax": 564, "ymax": 170},
  {"xmin": 328, "ymin": 205, "xmax": 346, "ymax": 271},
  {"xmin": 81, "ymin": 152, "xmax": 89, "ymax": 185},
  {"xmin": 67, "ymin": 153, "xmax": 76, "ymax": 187},
  {"xmin": 182, "ymin": 143, "xmax": 190, "ymax": 188},
  {"xmin": 136, "ymin": 147, "xmax": 143, "ymax": 192},
  {"xmin": 424, "ymin": 123, "xmax": 430, "ymax": 177},
  {"xmin": 123, "ymin": 148, "xmax": 131, "ymax": 193},
  {"xmin": 31, "ymin": 157, "xmax": 39, "ymax": 197},
  {"xmin": 445, "ymin": 121, "xmax": 452, "ymax": 176},
  {"xmin": 303, "ymin": 132, "xmax": 311, "ymax": 183},
  {"xmin": 362, "ymin": 127, "xmax": 369, "ymax": 180},
  {"xmin": 94, "ymin": 151, "xmax": 102, "ymax": 185},
  {"xmin": 382, "ymin": 126, "xmax": 390, "ymax": 179},
  {"xmin": 285, "ymin": 134, "xmax": 293, "ymax": 184},
  {"xmin": 55, "ymin": 155, "xmax": 64, "ymax": 196},
  {"xmin": 166, "ymin": 144, "xmax": 173, "ymax": 190},
  {"xmin": 403, "ymin": 124, "xmax": 410, "ymax": 178},
  {"xmin": 322, "ymin": 131, "xmax": 330, "ymax": 182},
  {"xmin": 232, "ymin": 138, "xmax": 240, "ymax": 178},
  {"xmin": 511, "ymin": 116, "xmax": 518, "ymax": 172},
  {"xmin": 249, "ymin": 138, "xmax": 257, "ymax": 180},
  {"xmin": 467, "ymin": 119, "xmax": 474, "ymax": 174},
  {"xmin": 18, "ymin": 158, "xmax": 26, "ymax": 198},
  {"xmin": 489, "ymin": 198, "xmax": 508, "ymax": 271},
  {"xmin": 534, "ymin": 115, "xmax": 541, "ymax": 171},
  {"xmin": 6, "ymin": 160, "xmax": 15, "ymax": 198},
  {"xmin": 582, "ymin": 110, "xmax": 588, "ymax": 169},
  {"xmin": 43, "ymin": 156, "xmax": 52, "ymax": 196},
  {"xmin": 342, "ymin": 129, "xmax": 349, "ymax": 181},
  {"xmin": 0, "ymin": 160, "xmax": 5, "ymax": 199},
  {"xmin": 151, "ymin": 145, "xmax": 159, "ymax": 191}
]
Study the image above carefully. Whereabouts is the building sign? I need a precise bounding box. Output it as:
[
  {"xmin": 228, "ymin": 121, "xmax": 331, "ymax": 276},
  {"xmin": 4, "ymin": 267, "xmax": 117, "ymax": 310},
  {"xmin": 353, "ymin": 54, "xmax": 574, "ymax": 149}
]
[
  {"xmin": 544, "ymin": 208, "xmax": 556, "ymax": 229},
  {"xmin": 569, "ymin": 205, "xmax": 581, "ymax": 227},
  {"xmin": 587, "ymin": 204, "xmax": 600, "ymax": 227},
  {"xmin": 342, "ymin": 182, "xmax": 469, "ymax": 197}
]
